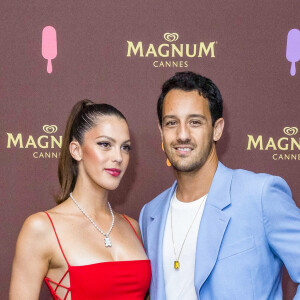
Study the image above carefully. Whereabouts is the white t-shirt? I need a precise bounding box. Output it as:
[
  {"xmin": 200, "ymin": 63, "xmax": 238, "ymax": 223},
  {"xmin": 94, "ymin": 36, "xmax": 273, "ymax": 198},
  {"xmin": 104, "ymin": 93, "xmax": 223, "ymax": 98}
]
[{"xmin": 163, "ymin": 192, "xmax": 207, "ymax": 300}]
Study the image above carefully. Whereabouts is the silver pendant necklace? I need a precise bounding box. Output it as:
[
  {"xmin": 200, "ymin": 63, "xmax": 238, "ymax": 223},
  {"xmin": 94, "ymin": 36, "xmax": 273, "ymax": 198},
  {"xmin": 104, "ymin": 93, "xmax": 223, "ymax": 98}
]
[{"xmin": 70, "ymin": 192, "xmax": 115, "ymax": 247}]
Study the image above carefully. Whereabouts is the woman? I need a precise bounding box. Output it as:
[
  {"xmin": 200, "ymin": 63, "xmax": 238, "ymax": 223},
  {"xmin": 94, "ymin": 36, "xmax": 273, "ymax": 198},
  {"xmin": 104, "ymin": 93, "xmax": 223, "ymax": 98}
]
[{"xmin": 9, "ymin": 100, "xmax": 151, "ymax": 300}]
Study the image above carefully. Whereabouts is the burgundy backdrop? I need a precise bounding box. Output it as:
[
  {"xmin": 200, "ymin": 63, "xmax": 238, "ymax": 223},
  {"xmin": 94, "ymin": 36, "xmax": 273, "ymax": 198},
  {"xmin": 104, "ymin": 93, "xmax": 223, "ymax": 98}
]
[{"xmin": 1, "ymin": 1, "xmax": 299, "ymax": 299}]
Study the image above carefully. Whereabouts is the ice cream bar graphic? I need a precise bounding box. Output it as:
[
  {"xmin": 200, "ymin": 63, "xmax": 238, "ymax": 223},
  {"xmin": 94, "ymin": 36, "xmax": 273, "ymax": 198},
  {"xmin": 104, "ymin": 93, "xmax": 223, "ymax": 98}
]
[
  {"xmin": 42, "ymin": 26, "xmax": 57, "ymax": 74},
  {"xmin": 286, "ymin": 29, "xmax": 300, "ymax": 76}
]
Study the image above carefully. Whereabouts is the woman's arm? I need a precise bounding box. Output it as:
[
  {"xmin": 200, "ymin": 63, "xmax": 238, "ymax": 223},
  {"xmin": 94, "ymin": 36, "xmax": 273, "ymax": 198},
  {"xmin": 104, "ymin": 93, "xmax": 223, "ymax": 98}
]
[
  {"xmin": 144, "ymin": 290, "xmax": 150, "ymax": 300},
  {"xmin": 9, "ymin": 213, "xmax": 52, "ymax": 300}
]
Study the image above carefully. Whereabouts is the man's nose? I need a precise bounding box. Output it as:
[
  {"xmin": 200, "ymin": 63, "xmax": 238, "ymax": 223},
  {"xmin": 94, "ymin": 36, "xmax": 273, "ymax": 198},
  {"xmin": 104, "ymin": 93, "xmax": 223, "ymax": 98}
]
[{"xmin": 177, "ymin": 123, "xmax": 190, "ymax": 142}]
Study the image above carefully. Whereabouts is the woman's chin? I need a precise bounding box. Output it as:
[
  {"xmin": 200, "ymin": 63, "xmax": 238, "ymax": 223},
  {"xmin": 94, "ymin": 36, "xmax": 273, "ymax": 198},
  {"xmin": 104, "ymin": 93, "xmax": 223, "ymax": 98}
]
[{"xmin": 101, "ymin": 181, "xmax": 122, "ymax": 191}]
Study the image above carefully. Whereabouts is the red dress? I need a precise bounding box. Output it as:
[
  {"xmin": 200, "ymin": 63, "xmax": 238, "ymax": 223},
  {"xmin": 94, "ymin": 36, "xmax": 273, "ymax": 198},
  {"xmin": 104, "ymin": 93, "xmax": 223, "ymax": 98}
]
[{"xmin": 44, "ymin": 212, "xmax": 151, "ymax": 300}]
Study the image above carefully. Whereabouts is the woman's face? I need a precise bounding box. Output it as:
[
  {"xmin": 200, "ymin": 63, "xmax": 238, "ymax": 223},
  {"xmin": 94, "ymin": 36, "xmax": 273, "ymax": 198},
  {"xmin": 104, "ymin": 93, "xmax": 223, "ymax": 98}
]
[{"xmin": 77, "ymin": 115, "xmax": 131, "ymax": 191}]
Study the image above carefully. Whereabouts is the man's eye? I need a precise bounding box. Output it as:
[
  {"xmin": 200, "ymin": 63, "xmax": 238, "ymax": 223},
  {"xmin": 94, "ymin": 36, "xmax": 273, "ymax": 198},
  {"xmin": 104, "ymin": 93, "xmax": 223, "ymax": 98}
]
[
  {"xmin": 97, "ymin": 142, "xmax": 111, "ymax": 148},
  {"xmin": 166, "ymin": 121, "xmax": 176, "ymax": 126},
  {"xmin": 190, "ymin": 120, "xmax": 201, "ymax": 125}
]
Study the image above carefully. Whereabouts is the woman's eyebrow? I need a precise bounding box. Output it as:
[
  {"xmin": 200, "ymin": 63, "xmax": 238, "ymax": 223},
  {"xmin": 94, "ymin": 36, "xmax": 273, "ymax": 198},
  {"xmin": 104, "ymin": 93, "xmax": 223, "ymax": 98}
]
[
  {"xmin": 96, "ymin": 135, "xmax": 116, "ymax": 142},
  {"xmin": 96, "ymin": 136, "xmax": 131, "ymax": 144}
]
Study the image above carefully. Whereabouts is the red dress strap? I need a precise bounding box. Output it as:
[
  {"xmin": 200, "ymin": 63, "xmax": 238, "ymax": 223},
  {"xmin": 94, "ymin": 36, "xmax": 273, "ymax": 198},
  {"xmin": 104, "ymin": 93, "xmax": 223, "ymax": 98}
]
[
  {"xmin": 122, "ymin": 214, "xmax": 143, "ymax": 246},
  {"xmin": 44, "ymin": 211, "xmax": 70, "ymax": 267}
]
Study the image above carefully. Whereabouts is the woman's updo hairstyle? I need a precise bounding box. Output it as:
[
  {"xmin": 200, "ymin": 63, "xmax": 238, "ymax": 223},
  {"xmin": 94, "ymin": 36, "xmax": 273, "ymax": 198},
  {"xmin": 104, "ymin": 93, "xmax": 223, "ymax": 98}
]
[{"xmin": 56, "ymin": 99, "xmax": 127, "ymax": 204}]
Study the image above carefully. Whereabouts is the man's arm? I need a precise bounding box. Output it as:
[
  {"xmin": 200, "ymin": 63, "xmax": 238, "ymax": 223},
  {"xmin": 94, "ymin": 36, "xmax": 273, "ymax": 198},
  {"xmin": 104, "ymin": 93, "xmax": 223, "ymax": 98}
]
[
  {"xmin": 139, "ymin": 205, "xmax": 146, "ymax": 242},
  {"xmin": 261, "ymin": 176, "xmax": 300, "ymax": 299}
]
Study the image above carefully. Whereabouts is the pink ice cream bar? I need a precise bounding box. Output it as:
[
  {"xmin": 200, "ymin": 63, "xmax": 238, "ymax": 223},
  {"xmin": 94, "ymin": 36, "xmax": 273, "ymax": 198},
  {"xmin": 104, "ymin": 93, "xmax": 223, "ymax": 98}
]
[{"xmin": 42, "ymin": 26, "xmax": 57, "ymax": 74}]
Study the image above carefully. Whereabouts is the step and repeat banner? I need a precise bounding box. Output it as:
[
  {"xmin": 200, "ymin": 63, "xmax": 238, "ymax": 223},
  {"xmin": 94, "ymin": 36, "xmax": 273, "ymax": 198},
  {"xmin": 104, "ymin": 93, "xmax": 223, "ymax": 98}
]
[{"xmin": 1, "ymin": 1, "xmax": 299, "ymax": 299}]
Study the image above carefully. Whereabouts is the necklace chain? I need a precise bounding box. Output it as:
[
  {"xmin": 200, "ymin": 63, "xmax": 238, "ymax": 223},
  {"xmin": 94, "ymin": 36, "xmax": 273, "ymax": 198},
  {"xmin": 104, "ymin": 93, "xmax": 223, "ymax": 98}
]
[
  {"xmin": 170, "ymin": 193, "xmax": 207, "ymax": 269},
  {"xmin": 69, "ymin": 192, "xmax": 115, "ymax": 247}
]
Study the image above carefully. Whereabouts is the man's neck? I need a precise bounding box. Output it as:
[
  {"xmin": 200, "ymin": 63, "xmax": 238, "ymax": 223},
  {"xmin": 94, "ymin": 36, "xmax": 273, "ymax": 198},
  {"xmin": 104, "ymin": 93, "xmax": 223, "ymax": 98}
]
[{"xmin": 175, "ymin": 149, "xmax": 219, "ymax": 203}]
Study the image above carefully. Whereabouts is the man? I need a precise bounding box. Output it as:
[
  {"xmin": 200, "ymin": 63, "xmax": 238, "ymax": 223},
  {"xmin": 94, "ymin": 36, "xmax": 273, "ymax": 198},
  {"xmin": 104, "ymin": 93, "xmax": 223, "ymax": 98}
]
[{"xmin": 139, "ymin": 71, "xmax": 300, "ymax": 300}]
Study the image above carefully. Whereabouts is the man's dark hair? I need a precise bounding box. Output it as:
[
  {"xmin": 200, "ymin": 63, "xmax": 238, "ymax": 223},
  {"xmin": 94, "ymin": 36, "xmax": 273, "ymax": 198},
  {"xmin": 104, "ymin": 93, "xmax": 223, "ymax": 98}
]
[{"xmin": 157, "ymin": 71, "xmax": 223, "ymax": 126}]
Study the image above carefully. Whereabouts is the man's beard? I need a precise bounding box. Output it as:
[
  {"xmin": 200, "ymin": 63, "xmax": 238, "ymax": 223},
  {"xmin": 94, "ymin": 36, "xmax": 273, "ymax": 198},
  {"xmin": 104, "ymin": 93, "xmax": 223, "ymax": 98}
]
[{"xmin": 164, "ymin": 137, "xmax": 214, "ymax": 173}]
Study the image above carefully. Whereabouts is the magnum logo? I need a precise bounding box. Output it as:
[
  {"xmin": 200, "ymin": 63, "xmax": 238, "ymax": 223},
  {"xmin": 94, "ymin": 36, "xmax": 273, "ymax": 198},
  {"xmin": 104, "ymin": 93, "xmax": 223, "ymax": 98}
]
[
  {"xmin": 163, "ymin": 33, "xmax": 179, "ymax": 42},
  {"xmin": 127, "ymin": 33, "xmax": 217, "ymax": 68},
  {"xmin": 283, "ymin": 126, "xmax": 298, "ymax": 135},
  {"xmin": 6, "ymin": 125, "xmax": 61, "ymax": 159},
  {"xmin": 247, "ymin": 127, "xmax": 300, "ymax": 160},
  {"xmin": 42, "ymin": 125, "xmax": 58, "ymax": 134}
]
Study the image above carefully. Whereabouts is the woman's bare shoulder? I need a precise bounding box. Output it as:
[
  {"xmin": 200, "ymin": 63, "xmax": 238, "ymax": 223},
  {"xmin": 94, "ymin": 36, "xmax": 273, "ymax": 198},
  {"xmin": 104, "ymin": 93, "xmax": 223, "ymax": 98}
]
[
  {"xmin": 23, "ymin": 212, "xmax": 51, "ymax": 234},
  {"xmin": 22, "ymin": 212, "xmax": 52, "ymax": 236},
  {"xmin": 46, "ymin": 198, "xmax": 73, "ymax": 215},
  {"xmin": 15, "ymin": 212, "xmax": 55, "ymax": 261},
  {"xmin": 121, "ymin": 214, "xmax": 141, "ymax": 235}
]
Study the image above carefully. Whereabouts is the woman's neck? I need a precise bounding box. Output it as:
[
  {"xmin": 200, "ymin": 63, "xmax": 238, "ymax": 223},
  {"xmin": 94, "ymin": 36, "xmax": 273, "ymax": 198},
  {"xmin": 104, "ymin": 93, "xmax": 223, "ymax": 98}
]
[{"xmin": 71, "ymin": 176, "xmax": 110, "ymax": 217}]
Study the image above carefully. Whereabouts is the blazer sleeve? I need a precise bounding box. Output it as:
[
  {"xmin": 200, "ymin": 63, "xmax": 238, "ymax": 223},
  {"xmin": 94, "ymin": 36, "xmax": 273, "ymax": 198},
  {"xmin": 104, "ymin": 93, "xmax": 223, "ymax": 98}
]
[
  {"xmin": 139, "ymin": 205, "xmax": 146, "ymax": 242},
  {"xmin": 261, "ymin": 176, "xmax": 300, "ymax": 299}
]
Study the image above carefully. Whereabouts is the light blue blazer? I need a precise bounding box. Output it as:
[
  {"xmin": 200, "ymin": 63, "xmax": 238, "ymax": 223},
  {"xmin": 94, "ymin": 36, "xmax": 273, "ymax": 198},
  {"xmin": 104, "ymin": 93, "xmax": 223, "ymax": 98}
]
[{"xmin": 139, "ymin": 162, "xmax": 300, "ymax": 300}]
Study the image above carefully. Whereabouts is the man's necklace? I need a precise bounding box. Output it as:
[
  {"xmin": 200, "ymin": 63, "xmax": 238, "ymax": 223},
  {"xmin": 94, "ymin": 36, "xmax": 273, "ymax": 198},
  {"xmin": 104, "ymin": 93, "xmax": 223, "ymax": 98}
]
[
  {"xmin": 170, "ymin": 194, "xmax": 207, "ymax": 270},
  {"xmin": 70, "ymin": 192, "xmax": 115, "ymax": 247}
]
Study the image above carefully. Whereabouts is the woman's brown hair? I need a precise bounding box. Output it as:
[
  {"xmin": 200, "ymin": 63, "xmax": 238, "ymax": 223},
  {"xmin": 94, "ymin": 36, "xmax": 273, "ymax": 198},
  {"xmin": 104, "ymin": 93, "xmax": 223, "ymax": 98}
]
[{"xmin": 56, "ymin": 99, "xmax": 127, "ymax": 204}]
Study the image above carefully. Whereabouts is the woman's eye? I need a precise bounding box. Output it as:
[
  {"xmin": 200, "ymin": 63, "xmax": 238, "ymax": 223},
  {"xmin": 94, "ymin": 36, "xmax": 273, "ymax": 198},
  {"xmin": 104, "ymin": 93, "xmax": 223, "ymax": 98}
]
[
  {"xmin": 122, "ymin": 145, "xmax": 132, "ymax": 152},
  {"xmin": 97, "ymin": 142, "xmax": 111, "ymax": 148}
]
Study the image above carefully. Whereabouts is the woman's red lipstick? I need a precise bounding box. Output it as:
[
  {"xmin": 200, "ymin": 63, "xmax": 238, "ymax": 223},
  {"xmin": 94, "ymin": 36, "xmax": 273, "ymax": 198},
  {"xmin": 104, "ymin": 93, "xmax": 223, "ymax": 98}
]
[{"xmin": 105, "ymin": 168, "xmax": 121, "ymax": 177}]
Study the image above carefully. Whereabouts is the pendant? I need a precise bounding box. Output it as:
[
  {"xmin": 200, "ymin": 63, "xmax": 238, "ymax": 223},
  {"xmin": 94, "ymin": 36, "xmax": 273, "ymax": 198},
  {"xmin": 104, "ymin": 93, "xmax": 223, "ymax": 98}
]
[
  {"xmin": 104, "ymin": 236, "xmax": 112, "ymax": 247},
  {"xmin": 174, "ymin": 260, "xmax": 180, "ymax": 269}
]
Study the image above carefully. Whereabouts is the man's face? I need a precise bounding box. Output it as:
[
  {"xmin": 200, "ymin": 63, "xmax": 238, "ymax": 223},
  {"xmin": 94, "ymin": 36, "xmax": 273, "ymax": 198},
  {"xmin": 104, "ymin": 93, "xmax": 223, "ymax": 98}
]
[{"xmin": 160, "ymin": 89, "xmax": 221, "ymax": 173}]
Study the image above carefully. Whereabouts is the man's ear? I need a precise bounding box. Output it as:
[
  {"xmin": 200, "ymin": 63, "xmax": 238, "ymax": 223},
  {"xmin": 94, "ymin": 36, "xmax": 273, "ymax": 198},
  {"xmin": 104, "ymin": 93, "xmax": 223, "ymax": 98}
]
[
  {"xmin": 69, "ymin": 140, "xmax": 82, "ymax": 161},
  {"xmin": 158, "ymin": 121, "xmax": 163, "ymax": 140},
  {"xmin": 213, "ymin": 118, "xmax": 225, "ymax": 142},
  {"xmin": 158, "ymin": 121, "xmax": 172, "ymax": 167}
]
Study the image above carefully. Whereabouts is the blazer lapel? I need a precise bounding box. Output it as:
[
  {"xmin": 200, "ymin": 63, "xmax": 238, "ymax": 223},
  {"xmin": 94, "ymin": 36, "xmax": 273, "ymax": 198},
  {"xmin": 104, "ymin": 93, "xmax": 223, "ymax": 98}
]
[
  {"xmin": 147, "ymin": 181, "xmax": 177, "ymax": 300},
  {"xmin": 194, "ymin": 162, "xmax": 233, "ymax": 293}
]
